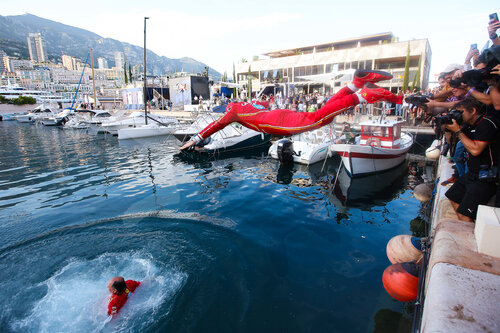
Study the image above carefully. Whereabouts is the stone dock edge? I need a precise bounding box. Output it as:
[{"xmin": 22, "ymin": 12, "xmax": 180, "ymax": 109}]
[{"xmin": 420, "ymin": 155, "xmax": 500, "ymax": 332}]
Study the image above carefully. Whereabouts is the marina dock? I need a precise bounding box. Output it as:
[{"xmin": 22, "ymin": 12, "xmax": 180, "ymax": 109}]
[{"xmin": 420, "ymin": 155, "xmax": 500, "ymax": 332}]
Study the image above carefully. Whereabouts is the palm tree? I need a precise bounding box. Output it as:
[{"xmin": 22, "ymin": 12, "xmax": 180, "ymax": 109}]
[
  {"xmin": 248, "ymin": 65, "xmax": 252, "ymax": 99},
  {"xmin": 411, "ymin": 55, "xmax": 422, "ymax": 91}
]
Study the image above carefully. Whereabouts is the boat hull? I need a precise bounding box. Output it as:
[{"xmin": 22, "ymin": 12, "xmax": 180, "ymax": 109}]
[
  {"xmin": 330, "ymin": 133, "xmax": 413, "ymax": 176},
  {"xmin": 117, "ymin": 125, "xmax": 176, "ymax": 139},
  {"xmin": 269, "ymin": 140, "xmax": 332, "ymax": 165},
  {"xmin": 196, "ymin": 132, "xmax": 271, "ymax": 154}
]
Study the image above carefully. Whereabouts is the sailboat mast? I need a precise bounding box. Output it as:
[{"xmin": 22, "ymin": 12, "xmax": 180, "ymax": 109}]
[
  {"xmin": 143, "ymin": 17, "xmax": 149, "ymax": 125},
  {"xmin": 90, "ymin": 48, "xmax": 97, "ymax": 110}
]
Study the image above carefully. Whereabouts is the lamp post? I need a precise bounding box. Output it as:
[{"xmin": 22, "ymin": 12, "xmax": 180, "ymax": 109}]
[{"xmin": 143, "ymin": 16, "xmax": 149, "ymax": 124}]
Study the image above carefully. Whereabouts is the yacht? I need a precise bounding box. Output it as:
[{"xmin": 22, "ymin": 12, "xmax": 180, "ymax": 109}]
[
  {"xmin": 0, "ymin": 84, "xmax": 70, "ymax": 103},
  {"xmin": 16, "ymin": 104, "xmax": 59, "ymax": 123}
]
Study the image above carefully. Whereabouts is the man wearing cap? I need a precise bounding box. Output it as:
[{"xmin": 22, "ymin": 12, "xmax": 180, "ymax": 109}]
[{"xmin": 425, "ymin": 64, "xmax": 465, "ymax": 109}]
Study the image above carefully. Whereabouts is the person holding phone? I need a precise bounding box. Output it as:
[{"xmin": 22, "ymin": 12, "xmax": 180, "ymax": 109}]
[
  {"xmin": 465, "ymin": 44, "xmax": 480, "ymax": 70},
  {"xmin": 489, "ymin": 13, "xmax": 500, "ymax": 46}
]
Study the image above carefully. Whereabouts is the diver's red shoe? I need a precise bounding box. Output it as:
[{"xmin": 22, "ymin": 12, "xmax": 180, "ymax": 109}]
[
  {"xmin": 352, "ymin": 69, "xmax": 393, "ymax": 88},
  {"xmin": 359, "ymin": 83, "xmax": 399, "ymax": 103}
]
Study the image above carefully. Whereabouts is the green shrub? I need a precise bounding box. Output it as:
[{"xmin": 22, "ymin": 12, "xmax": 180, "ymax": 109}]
[{"xmin": 11, "ymin": 96, "xmax": 37, "ymax": 105}]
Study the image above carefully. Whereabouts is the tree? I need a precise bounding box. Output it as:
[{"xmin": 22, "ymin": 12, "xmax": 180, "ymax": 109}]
[
  {"xmin": 222, "ymin": 71, "xmax": 228, "ymax": 82},
  {"xmin": 411, "ymin": 55, "xmax": 422, "ymax": 91},
  {"xmin": 129, "ymin": 64, "xmax": 133, "ymax": 83},
  {"xmin": 241, "ymin": 58, "xmax": 247, "ymax": 63},
  {"xmin": 248, "ymin": 65, "xmax": 252, "ymax": 99},
  {"xmin": 202, "ymin": 66, "xmax": 209, "ymax": 78},
  {"xmin": 123, "ymin": 62, "xmax": 128, "ymax": 84},
  {"xmin": 402, "ymin": 42, "xmax": 410, "ymax": 91}
]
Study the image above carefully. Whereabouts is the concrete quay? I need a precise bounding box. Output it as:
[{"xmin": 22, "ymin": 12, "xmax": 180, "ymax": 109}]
[{"xmin": 420, "ymin": 156, "xmax": 500, "ymax": 332}]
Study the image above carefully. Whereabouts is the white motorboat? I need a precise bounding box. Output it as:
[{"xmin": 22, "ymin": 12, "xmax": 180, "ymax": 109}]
[
  {"xmin": 188, "ymin": 123, "xmax": 271, "ymax": 154},
  {"xmin": 16, "ymin": 104, "xmax": 58, "ymax": 123},
  {"xmin": 63, "ymin": 110, "xmax": 96, "ymax": 129},
  {"xmin": 0, "ymin": 114, "xmax": 18, "ymax": 121},
  {"xmin": 172, "ymin": 113, "xmax": 221, "ymax": 142},
  {"xmin": 102, "ymin": 112, "xmax": 178, "ymax": 135},
  {"xmin": 41, "ymin": 108, "xmax": 72, "ymax": 126},
  {"xmin": 268, "ymin": 127, "xmax": 337, "ymax": 165},
  {"xmin": 117, "ymin": 123, "xmax": 178, "ymax": 139},
  {"xmin": 329, "ymin": 119, "xmax": 413, "ymax": 176}
]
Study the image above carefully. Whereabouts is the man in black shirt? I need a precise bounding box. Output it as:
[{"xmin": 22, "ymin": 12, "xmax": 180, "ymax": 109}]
[{"xmin": 445, "ymin": 97, "xmax": 499, "ymax": 222}]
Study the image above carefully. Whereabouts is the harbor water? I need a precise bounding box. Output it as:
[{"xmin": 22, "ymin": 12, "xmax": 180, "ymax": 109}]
[{"xmin": 0, "ymin": 121, "xmax": 429, "ymax": 332}]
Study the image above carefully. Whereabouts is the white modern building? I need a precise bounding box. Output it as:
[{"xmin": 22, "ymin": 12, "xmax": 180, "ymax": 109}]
[
  {"xmin": 62, "ymin": 55, "xmax": 79, "ymax": 71},
  {"xmin": 235, "ymin": 32, "xmax": 431, "ymax": 94},
  {"xmin": 97, "ymin": 57, "xmax": 109, "ymax": 69},
  {"xmin": 114, "ymin": 52, "xmax": 125, "ymax": 69},
  {"xmin": 27, "ymin": 33, "xmax": 48, "ymax": 63}
]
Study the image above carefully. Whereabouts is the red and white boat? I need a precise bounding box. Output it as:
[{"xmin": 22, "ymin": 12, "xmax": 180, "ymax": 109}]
[{"xmin": 329, "ymin": 119, "xmax": 413, "ymax": 176}]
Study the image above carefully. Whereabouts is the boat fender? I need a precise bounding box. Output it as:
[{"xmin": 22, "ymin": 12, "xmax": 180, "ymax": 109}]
[
  {"xmin": 386, "ymin": 235, "xmax": 423, "ymax": 264},
  {"xmin": 366, "ymin": 137, "xmax": 381, "ymax": 147},
  {"xmin": 277, "ymin": 139, "xmax": 294, "ymax": 165},
  {"xmin": 414, "ymin": 183, "xmax": 433, "ymax": 202},
  {"xmin": 382, "ymin": 261, "xmax": 419, "ymax": 302},
  {"xmin": 425, "ymin": 145, "xmax": 440, "ymax": 160}
]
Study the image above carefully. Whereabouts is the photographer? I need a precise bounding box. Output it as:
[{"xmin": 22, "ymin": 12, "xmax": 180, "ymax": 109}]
[{"xmin": 444, "ymin": 97, "xmax": 499, "ymax": 222}]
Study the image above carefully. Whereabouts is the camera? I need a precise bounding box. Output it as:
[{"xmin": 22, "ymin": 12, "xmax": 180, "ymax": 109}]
[
  {"xmin": 449, "ymin": 68, "xmax": 493, "ymax": 89},
  {"xmin": 478, "ymin": 165, "xmax": 498, "ymax": 182},
  {"xmin": 404, "ymin": 94, "xmax": 431, "ymax": 108},
  {"xmin": 434, "ymin": 109, "xmax": 463, "ymax": 125},
  {"xmin": 434, "ymin": 109, "xmax": 463, "ymax": 138}
]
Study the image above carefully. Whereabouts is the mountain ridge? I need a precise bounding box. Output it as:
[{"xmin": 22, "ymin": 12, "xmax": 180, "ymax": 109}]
[{"xmin": 0, "ymin": 13, "xmax": 220, "ymax": 79}]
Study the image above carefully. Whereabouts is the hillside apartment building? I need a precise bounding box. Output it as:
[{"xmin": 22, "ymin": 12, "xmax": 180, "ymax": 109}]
[{"xmin": 234, "ymin": 32, "xmax": 431, "ymax": 95}]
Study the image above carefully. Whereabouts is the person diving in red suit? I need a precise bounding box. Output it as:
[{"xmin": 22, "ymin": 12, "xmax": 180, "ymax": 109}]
[
  {"xmin": 179, "ymin": 69, "xmax": 401, "ymax": 151},
  {"xmin": 107, "ymin": 276, "xmax": 141, "ymax": 316}
]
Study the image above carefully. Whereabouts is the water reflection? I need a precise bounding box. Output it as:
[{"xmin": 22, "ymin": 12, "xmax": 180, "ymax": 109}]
[{"xmin": 328, "ymin": 162, "xmax": 409, "ymax": 212}]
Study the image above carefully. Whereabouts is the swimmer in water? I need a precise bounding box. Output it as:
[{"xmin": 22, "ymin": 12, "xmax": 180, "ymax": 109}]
[{"xmin": 107, "ymin": 276, "xmax": 141, "ymax": 315}]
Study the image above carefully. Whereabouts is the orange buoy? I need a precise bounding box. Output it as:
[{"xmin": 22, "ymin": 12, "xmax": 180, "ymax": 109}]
[
  {"xmin": 386, "ymin": 235, "xmax": 422, "ymax": 264},
  {"xmin": 382, "ymin": 261, "xmax": 419, "ymax": 302}
]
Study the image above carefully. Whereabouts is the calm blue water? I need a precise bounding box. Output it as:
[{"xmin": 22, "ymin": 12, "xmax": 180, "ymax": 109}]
[{"xmin": 0, "ymin": 121, "xmax": 425, "ymax": 332}]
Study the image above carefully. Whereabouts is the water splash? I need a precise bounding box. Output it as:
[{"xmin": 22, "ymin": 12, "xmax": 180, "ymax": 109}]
[{"xmin": 11, "ymin": 251, "xmax": 186, "ymax": 333}]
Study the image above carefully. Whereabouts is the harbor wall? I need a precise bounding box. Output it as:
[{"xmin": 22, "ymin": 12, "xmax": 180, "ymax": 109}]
[{"xmin": 421, "ymin": 156, "xmax": 500, "ymax": 332}]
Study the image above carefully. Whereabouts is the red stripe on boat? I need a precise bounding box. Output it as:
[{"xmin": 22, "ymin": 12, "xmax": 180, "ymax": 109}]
[{"xmin": 337, "ymin": 151, "xmax": 407, "ymax": 159}]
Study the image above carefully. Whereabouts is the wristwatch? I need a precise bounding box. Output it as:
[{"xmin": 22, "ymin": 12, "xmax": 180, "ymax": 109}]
[{"xmin": 490, "ymin": 33, "xmax": 498, "ymax": 40}]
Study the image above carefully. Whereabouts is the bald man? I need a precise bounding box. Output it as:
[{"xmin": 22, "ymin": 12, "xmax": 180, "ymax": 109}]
[{"xmin": 107, "ymin": 276, "xmax": 141, "ymax": 315}]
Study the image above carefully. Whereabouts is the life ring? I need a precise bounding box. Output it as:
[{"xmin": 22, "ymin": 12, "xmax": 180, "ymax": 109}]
[{"xmin": 366, "ymin": 137, "xmax": 381, "ymax": 147}]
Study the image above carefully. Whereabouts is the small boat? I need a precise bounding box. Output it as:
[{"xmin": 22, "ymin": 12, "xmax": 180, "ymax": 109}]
[
  {"xmin": 0, "ymin": 113, "xmax": 19, "ymax": 121},
  {"xmin": 172, "ymin": 113, "xmax": 221, "ymax": 143},
  {"xmin": 16, "ymin": 104, "xmax": 58, "ymax": 123},
  {"xmin": 187, "ymin": 123, "xmax": 271, "ymax": 154},
  {"xmin": 102, "ymin": 112, "xmax": 178, "ymax": 135},
  {"xmin": 117, "ymin": 123, "xmax": 179, "ymax": 140},
  {"xmin": 268, "ymin": 127, "xmax": 336, "ymax": 165},
  {"xmin": 329, "ymin": 119, "xmax": 413, "ymax": 176},
  {"xmin": 42, "ymin": 108, "xmax": 72, "ymax": 126}
]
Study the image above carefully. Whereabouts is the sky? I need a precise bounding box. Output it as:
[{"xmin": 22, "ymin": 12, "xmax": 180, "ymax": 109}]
[{"xmin": 2, "ymin": 1, "xmax": 499, "ymax": 79}]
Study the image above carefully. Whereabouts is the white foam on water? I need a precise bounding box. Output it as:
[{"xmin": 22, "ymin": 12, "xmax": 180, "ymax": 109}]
[{"xmin": 11, "ymin": 251, "xmax": 187, "ymax": 333}]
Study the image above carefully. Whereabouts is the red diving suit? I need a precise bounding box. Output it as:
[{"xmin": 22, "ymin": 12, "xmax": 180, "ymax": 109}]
[
  {"xmin": 108, "ymin": 280, "xmax": 141, "ymax": 315},
  {"xmin": 191, "ymin": 86, "xmax": 358, "ymax": 144}
]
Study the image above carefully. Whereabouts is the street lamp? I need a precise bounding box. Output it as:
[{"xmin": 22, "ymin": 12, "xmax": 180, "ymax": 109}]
[{"xmin": 143, "ymin": 16, "xmax": 149, "ymax": 124}]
